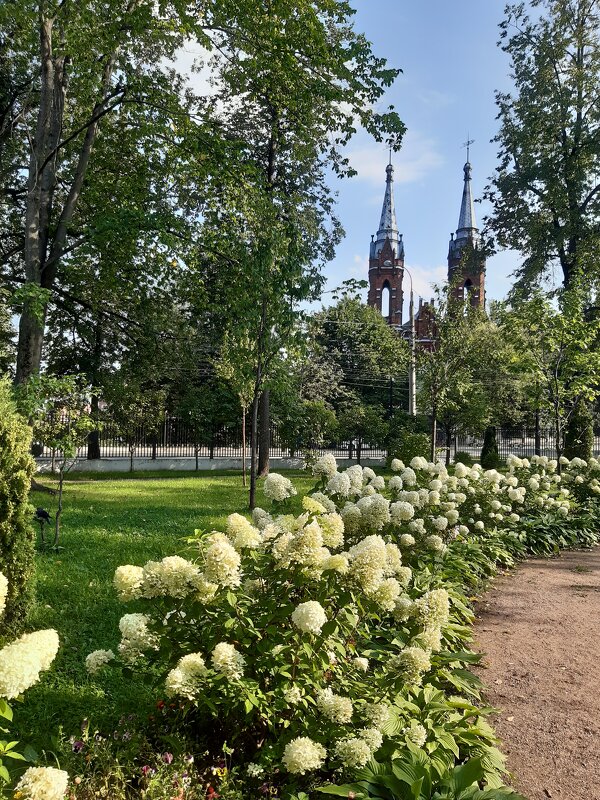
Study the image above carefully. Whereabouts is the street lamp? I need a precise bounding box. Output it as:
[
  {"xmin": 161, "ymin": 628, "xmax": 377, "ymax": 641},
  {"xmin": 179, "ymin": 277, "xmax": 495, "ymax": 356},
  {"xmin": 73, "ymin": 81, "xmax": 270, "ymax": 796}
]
[{"xmin": 403, "ymin": 266, "xmax": 417, "ymax": 417}]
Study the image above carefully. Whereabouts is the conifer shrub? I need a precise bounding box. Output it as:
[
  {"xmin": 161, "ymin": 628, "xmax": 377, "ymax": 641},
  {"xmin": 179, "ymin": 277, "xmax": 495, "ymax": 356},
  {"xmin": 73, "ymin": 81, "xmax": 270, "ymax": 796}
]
[
  {"xmin": 0, "ymin": 378, "xmax": 35, "ymax": 632},
  {"xmin": 564, "ymin": 399, "xmax": 594, "ymax": 461},
  {"xmin": 454, "ymin": 450, "xmax": 474, "ymax": 466},
  {"xmin": 480, "ymin": 426, "xmax": 500, "ymax": 469}
]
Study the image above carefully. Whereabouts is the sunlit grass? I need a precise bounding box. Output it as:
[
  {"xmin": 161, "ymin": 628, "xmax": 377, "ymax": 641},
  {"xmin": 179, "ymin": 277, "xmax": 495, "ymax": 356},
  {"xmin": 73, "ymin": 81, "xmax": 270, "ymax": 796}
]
[{"xmin": 17, "ymin": 470, "xmax": 316, "ymax": 748}]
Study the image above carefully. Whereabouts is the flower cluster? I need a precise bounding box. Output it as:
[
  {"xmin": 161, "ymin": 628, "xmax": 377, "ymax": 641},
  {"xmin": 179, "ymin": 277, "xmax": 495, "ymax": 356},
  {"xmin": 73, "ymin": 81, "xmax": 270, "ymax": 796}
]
[
  {"xmin": 264, "ymin": 472, "xmax": 297, "ymax": 502},
  {"xmin": 0, "ymin": 629, "xmax": 60, "ymax": 699},
  {"xmin": 14, "ymin": 766, "xmax": 69, "ymax": 800}
]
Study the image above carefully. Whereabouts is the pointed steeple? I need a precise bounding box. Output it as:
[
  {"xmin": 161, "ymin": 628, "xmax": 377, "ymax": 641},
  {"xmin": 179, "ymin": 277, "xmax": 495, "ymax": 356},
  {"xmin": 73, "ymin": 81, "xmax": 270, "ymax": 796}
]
[
  {"xmin": 371, "ymin": 159, "xmax": 403, "ymax": 260},
  {"xmin": 456, "ymin": 160, "xmax": 478, "ymax": 239}
]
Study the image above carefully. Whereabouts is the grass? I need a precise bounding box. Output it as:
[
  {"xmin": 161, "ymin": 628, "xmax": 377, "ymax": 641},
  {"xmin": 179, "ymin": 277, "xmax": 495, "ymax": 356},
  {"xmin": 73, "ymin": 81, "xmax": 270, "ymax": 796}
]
[{"xmin": 16, "ymin": 469, "xmax": 316, "ymax": 750}]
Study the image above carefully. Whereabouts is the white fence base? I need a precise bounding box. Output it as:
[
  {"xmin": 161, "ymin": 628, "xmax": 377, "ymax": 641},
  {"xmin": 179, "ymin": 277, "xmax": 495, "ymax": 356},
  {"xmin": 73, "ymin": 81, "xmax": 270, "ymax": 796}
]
[{"xmin": 35, "ymin": 456, "xmax": 386, "ymax": 474}]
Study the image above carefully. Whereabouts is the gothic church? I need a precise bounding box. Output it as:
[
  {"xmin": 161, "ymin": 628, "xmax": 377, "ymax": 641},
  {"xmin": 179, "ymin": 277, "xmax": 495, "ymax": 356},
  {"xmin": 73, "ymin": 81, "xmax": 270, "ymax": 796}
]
[{"xmin": 367, "ymin": 154, "xmax": 485, "ymax": 338}]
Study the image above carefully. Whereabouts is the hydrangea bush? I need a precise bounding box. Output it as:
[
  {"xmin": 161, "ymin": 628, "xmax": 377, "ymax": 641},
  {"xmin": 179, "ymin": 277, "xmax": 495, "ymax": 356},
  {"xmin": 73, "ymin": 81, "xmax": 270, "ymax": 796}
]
[
  {"xmin": 0, "ymin": 571, "xmax": 67, "ymax": 798},
  {"xmin": 88, "ymin": 453, "xmax": 600, "ymax": 797}
]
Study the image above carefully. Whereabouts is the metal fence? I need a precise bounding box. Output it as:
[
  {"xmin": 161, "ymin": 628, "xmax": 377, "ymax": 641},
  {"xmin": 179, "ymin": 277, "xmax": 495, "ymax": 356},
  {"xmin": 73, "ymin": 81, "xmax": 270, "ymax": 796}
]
[
  {"xmin": 34, "ymin": 415, "xmax": 388, "ymax": 461},
  {"xmin": 437, "ymin": 427, "xmax": 600, "ymax": 461},
  {"xmin": 34, "ymin": 414, "xmax": 600, "ymax": 463}
]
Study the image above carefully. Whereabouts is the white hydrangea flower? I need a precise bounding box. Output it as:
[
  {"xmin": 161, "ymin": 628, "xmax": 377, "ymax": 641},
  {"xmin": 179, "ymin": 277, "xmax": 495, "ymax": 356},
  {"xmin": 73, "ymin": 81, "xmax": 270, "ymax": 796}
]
[
  {"xmin": 282, "ymin": 737, "xmax": 326, "ymax": 774},
  {"xmin": 204, "ymin": 533, "xmax": 242, "ymax": 588},
  {"xmin": 323, "ymin": 553, "xmax": 349, "ymax": 573},
  {"xmin": 0, "ymin": 629, "xmax": 60, "ymax": 699},
  {"xmin": 391, "ymin": 458, "xmax": 405, "ymax": 472},
  {"xmin": 407, "ymin": 722, "xmax": 427, "ymax": 747},
  {"xmin": 226, "ymin": 513, "xmax": 262, "ymax": 549},
  {"xmin": 141, "ymin": 556, "xmax": 202, "ymax": 599},
  {"xmin": 310, "ymin": 492, "xmax": 337, "ymax": 512},
  {"xmin": 373, "ymin": 577, "xmax": 401, "ymax": 611},
  {"xmin": 359, "ymin": 727, "xmax": 383, "ymax": 752},
  {"xmin": 85, "ymin": 649, "xmax": 115, "ymax": 675},
  {"xmin": 118, "ymin": 613, "xmax": 158, "ymax": 663},
  {"xmin": 313, "ymin": 453, "xmax": 339, "ymax": 478},
  {"xmin": 390, "ymin": 501, "xmax": 415, "ymax": 523},
  {"xmin": 344, "ymin": 464, "xmax": 364, "ymax": 496},
  {"xmin": 348, "ymin": 535, "xmax": 388, "ymax": 593},
  {"xmin": 166, "ymin": 652, "xmax": 208, "ymax": 699},
  {"xmin": 317, "ymin": 688, "xmax": 353, "ymax": 723},
  {"xmin": 370, "ymin": 475, "xmax": 385, "ymax": 490},
  {"xmin": 393, "ymin": 596, "xmax": 413, "ymax": 622},
  {"xmin": 388, "ymin": 475, "xmax": 404, "ymax": 494},
  {"xmin": 363, "ymin": 702, "xmax": 391, "ymax": 729},
  {"xmin": 413, "ymin": 589, "xmax": 450, "ymax": 628},
  {"xmin": 0, "ymin": 571, "xmax": 7, "ymax": 617},
  {"xmin": 264, "ymin": 473, "xmax": 297, "ymax": 502},
  {"xmin": 211, "ymin": 642, "xmax": 245, "ymax": 680},
  {"xmin": 334, "ymin": 736, "xmax": 372, "ymax": 768},
  {"xmin": 327, "ymin": 471, "xmax": 352, "ymax": 498},
  {"xmin": 291, "ymin": 600, "xmax": 327, "ymax": 634},
  {"xmin": 14, "ymin": 766, "xmax": 69, "ymax": 800},
  {"xmin": 354, "ymin": 656, "xmax": 369, "ymax": 672},
  {"xmin": 425, "ymin": 534, "xmax": 445, "ymax": 552},
  {"xmin": 355, "ymin": 493, "xmax": 391, "ymax": 531},
  {"xmin": 474, "ymin": 521, "xmax": 485, "ymax": 531},
  {"xmin": 252, "ymin": 507, "xmax": 272, "ymax": 529},
  {"xmin": 400, "ymin": 467, "xmax": 417, "ymax": 486},
  {"xmin": 320, "ymin": 513, "xmax": 345, "ymax": 548},
  {"xmin": 284, "ymin": 685, "xmax": 303, "ymax": 704},
  {"xmin": 391, "ymin": 646, "xmax": 431, "ymax": 684},
  {"xmin": 432, "ymin": 515, "xmax": 448, "ymax": 531},
  {"xmin": 302, "ymin": 495, "xmax": 327, "ymax": 515},
  {"xmin": 400, "ymin": 533, "xmax": 416, "ymax": 548},
  {"xmin": 410, "ymin": 456, "xmax": 429, "ymax": 471},
  {"xmin": 113, "ymin": 565, "xmax": 144, "ymax": 602},
  {"xmin": 454, "ymin": 462, "xmax": 469, "ymax": 478}
]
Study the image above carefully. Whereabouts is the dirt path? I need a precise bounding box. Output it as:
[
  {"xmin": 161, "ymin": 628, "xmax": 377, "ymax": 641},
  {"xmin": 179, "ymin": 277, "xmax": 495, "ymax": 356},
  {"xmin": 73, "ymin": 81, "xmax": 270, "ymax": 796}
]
[{"xmin": 474, "ymin": 548, "xmax": 600, "ymax": 800}]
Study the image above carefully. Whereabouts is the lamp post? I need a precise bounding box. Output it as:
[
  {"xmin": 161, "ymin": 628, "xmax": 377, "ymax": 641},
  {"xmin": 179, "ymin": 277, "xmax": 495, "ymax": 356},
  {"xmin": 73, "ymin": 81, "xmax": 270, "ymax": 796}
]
[{"xmin": 404, "ymin": 266, "xmax": 417, "ymax": 416}]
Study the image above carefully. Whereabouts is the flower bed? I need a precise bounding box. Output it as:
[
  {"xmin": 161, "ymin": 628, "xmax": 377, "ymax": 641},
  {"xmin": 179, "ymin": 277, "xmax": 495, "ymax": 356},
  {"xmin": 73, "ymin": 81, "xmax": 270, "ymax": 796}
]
[{"xmin": 73, "ymin": 453, "xmax": 600, "ymax": 799}]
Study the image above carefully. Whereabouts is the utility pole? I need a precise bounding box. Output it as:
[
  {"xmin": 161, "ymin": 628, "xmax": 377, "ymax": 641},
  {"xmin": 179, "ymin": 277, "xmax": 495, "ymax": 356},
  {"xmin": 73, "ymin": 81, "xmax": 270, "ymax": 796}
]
[{"xmin": 405, "ymin": 268, "xmax": 417, "ymax": 416}]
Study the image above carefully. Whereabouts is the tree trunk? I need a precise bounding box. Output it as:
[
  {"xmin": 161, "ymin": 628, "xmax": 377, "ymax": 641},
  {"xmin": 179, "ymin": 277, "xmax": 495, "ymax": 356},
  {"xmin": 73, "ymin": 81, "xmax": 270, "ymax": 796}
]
[
  {"xmin": 356, "ymin": 437, "xmax": 362, "ymax": 465},
  {"xmin": 258, "ymin": 389, "xmax": 270, "ymax": 477},
  {"xmin": 195, "ymin": 444, "xmax": 199, "ymax": 472},
  {"xmin": 431, "ymin": 410, "xmax": 437, "ymax": 462},
  {"xmin": 15, "ymin": 312, "xmax": 46, "ymax": 384},
  {"xmin": 445, "ymin": 425, "xmax": 452, "ymax": 466},
  {"xmin": 129, "ymin": 445, "xmax": 134, "ymax": 473},
  {"xmin": 241, "ymin": 409, "xmax": 247, "ymax": 487},
  {"xmin": 249, "ymin": 392, "xmax": 260, "ymax": 509}
]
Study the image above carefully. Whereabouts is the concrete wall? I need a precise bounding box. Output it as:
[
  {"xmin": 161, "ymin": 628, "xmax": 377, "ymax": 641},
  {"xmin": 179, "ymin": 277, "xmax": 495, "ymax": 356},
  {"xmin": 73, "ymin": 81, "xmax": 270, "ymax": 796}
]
[{"xmin": 36, "ymin": 457, "xmax": 386, "ymax": 474}]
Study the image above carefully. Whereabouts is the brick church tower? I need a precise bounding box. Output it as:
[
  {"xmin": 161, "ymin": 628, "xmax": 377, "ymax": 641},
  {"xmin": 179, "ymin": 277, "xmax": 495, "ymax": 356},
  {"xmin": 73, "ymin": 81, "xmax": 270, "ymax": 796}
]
[
  {"xmin": 368, "ymin": 161, "xmax": 404, "ymax": 326},
  {"xmin": 447, "ymin": 158, "xmax": 485, "ymax": 308}
]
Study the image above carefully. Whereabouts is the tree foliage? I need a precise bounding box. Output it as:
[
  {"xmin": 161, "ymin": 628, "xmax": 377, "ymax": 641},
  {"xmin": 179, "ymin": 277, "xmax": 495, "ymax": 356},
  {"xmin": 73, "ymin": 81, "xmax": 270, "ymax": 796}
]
[
  {"xmin": 0, "ymin": 377, "xmax": 35, "ymax": 631},
  {"xmin": 486, "ymin": 0, "xmax": 600, "ymax": 292}
]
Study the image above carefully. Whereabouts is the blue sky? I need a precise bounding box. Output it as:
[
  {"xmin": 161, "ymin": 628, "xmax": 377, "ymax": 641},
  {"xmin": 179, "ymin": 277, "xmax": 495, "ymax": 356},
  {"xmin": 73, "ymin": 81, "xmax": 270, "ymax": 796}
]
[{"xmin": 323, "ymin": 0, "xmax": 519, "ymax": 316}]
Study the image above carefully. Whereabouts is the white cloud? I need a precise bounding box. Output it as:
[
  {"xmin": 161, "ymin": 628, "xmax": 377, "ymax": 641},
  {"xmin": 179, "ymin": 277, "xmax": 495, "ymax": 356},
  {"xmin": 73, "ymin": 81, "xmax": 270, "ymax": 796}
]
[
  {"xmin": 346, "ymin": 130, "xmax": 444, "ymax": 186},
  {"xmin": 416, "ymin": 88, "xmax": 455, "ymax": 110},
  {"xmin": 403, "ymin": 262, "xmax": 447, "ymax": 303},
  {"xmin": 349, "ymin": 254, "xmax": 369, "ymax": 276}
]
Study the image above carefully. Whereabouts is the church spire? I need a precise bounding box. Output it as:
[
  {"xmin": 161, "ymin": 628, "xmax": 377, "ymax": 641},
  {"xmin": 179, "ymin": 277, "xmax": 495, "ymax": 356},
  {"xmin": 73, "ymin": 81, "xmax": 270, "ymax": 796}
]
[
  {"xmin": 456, "ymin": 160, "xmax": 478, "ymax": 238},
  {"xmin": 378, "ymin": 161, "xmax": 398, "ymax": 237},
  {"xmin": 371, "ymin": 158, "xmax": 403, "ymax": 260}
]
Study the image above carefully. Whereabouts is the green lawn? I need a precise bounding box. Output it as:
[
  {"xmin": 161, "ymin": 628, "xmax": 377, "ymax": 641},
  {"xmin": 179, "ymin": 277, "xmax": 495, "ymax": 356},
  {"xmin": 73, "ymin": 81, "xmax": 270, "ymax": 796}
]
[{"xmin": 18, "ymin": 470, "xmax": 316, "ymax": 749}]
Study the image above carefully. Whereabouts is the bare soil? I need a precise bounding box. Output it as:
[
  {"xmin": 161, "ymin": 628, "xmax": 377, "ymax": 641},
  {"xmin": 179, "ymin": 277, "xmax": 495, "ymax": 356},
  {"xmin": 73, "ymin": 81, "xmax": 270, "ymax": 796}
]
[{"xmin": 473, "ymin": 548, "xmax": 600, "ymax": 800}]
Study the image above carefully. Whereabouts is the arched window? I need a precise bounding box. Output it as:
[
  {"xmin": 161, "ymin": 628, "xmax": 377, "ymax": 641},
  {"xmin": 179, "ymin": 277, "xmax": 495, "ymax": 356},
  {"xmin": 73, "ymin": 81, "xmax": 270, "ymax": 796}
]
[
  {"xmin": 464, "ymin": 279, "xmax": 473, "ymax": 305},
  {"xmin": 381, "ymin": 281, "xmax": 391, "ymax": 319}
]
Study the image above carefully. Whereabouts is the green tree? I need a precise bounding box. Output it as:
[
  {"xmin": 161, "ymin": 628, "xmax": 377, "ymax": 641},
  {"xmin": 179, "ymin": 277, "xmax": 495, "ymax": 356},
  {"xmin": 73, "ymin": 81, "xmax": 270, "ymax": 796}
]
[
  {"xmin": 309, "ymin": 297, "xmax": 409, "ymax": 414},
  {"xmin": 199, "ymin": 1, "xmax": 404, "ymax": 507},
  {"xmin": 486, "ymin": 0, "xmax": 600, "ymax": 292},
  {"xmin": 337, "ymin": 401, "xmax": 389, "ymax": 464},
  {"xmin": 502, "ymin": 288, "xmax": 600, "ymax": 465},
  {"xmin": 0, "ymin": 377, "xmax": 35, "ymax": 631},
  {"xmin": 0, "ymin": 0, "xmax": 211, "ymax": 383},
  {"xmin": 0, "ymin": 290, "xmax": 13, "ymax": 375},
  {"xmin": 16, "ymin": 374, "xmax": 94, "ymax": 548}
]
